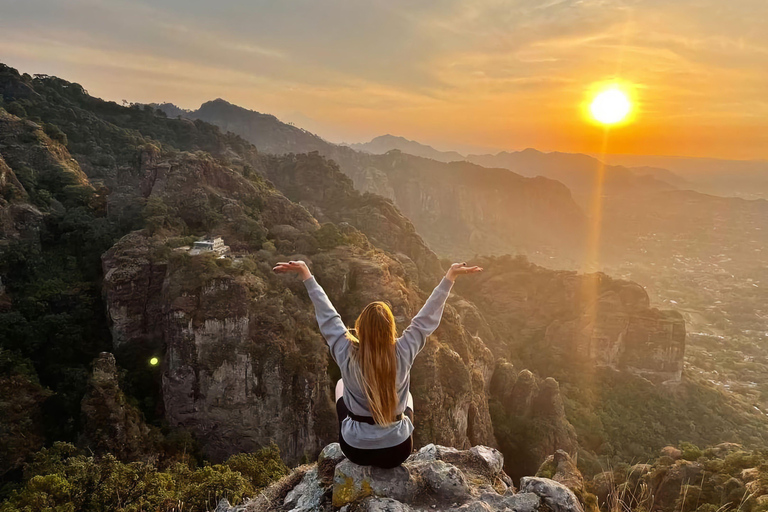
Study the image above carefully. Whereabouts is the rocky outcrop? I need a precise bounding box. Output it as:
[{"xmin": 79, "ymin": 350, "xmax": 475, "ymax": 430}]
[
  {"xmin": 456, "ymin": 255, "xmax": 686, "ymax": 382},
  {"xmin": 79, "ymin": 352, "xmax": 159, "ymax": 460},
  {"xmin": 490, "ymin": 361, "xmax": 578, "ymax": 480},
  {"xmin": 0, "ymin": 355, "xmax": 50, "ymax": 477},
  {"xmin": 233, "ymin": 443, "xmax": 585, "ymax": 512},
  {"xmin": 537, "ymin": 450, "xmax": 598, "ymax": 512}
]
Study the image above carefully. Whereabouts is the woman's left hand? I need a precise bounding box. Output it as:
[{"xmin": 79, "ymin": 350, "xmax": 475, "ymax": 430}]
[
  {"xmin": 273, "ymin": 260, "xmax": 312, "ymax": 281},
  {"xmin": 446, "ymin": 262, "xmax": 483, "ymax": 282}
]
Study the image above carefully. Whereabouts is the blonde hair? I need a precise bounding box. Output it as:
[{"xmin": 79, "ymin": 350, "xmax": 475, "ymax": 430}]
[{"xmin": 347, "ymin": 301, "xmax": 398, "ymax": 426}]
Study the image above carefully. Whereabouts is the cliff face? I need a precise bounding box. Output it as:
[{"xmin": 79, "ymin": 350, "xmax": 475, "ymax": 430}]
[
  {"xmin": 345, "ymin": 151, "xmax": 585, "ymax": 262},
  {"xmin": 455, "ymin": 255, "xmax": 685, "ymax": 382}
]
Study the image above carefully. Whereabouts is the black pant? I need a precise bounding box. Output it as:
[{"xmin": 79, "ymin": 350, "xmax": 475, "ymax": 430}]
[{"xmin": 336, "ymin": 398, "xmax": 414, "ymax": 469}]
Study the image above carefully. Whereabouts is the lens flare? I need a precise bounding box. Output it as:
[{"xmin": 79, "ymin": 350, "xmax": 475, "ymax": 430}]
[
  {"xmin": 149, "ymin": 357, "xmax": 159, "ymax": 366},
  {"xmin": 589, "ymin": 87, "xmax": 632, "ymax": 125}
]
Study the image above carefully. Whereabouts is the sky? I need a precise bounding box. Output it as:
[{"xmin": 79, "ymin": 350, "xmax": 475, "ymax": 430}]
[{"xmin": 1, "ymin": 0, "xmax": 767, "ymax": 159}]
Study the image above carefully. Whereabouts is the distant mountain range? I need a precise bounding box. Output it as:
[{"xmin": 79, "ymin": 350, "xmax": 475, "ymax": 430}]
[
  {"xmin": 351, "ymin": 133, "xmax": 768, "ymax": 201},
  {"xmin": 348, "ymin": 133, "xmax": 684, "ymax": 203},
  {"xmin": 347, "ymin": 134, "xmax": 465, "ymax": 163}
]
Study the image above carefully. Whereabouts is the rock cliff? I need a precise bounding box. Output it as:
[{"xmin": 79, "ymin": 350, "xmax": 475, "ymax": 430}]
[{"xmin": 455, "ymin": 255, "xmax": 685, "ymax": 382}]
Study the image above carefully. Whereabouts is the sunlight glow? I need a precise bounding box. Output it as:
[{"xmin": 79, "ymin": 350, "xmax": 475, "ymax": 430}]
[{"xmin": 589, "ymin": 87, "xmax": 632, "ymax": 125}]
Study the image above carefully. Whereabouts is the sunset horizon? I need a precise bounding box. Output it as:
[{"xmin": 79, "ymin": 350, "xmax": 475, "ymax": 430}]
[{"xmin": 3, "ymin": 0, "xmax": 767, "ymax": 161}]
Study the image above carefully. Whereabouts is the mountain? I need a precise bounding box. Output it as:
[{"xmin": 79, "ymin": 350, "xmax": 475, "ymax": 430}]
[
  {"xmin": 603, "ymin": 153, "xmax": 768, "ymax": 200},
  {"xmin": 347, "ymin": 134, "xmax": 465, "ymax": 163},
  {"xmin": 157, "ymin": 100, "xmax": 587, "ymax": 266},
  {"xmin": 466, "ymin": 148, "xmax": 677, "ymax": 204}
]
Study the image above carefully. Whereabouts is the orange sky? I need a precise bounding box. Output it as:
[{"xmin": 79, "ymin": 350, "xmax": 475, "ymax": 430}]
[{"xmin": 1, "ymin": 0, "xmax": 767, "ymax": 159}]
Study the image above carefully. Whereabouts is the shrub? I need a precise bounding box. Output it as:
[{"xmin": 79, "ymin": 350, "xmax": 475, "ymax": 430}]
[
  {"xmin": 42, "ymin": 123, "xmax": 67, "ymax": 145},
  {"xmin": 5, "ymin": 102, "xmax": 27, "ymax": 118},
  {"xmin": 224, "ymin": 444, "xmax": 289, "ymax": 489},
  {"xmin": 680, "ymin": 442, "xmax": 703, "ymax": 461}
]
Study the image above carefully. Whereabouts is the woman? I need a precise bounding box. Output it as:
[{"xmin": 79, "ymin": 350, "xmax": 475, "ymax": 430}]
[{"xmin": 273, "ymin": 260, "xmax": 482, "ymax": 468}]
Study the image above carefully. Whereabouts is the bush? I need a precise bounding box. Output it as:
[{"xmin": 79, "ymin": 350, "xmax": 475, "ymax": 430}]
[
  {"xmin": 42, "ymin": 123, "xmax": 67, "ymax": 145},
  {"xmin": 314, "ymin": 223, "xmax": 346, "ymax": 250},
  {"xmin": 5, "ymin": 101, "xmax": 27, "ymax": 118},
  {"xmin": 224, "ymin": 444, "xmax": 288, "ymax": 489},
  {"xmin": 680, "ymin": 442, "xmax": 703, "ymax": 461}
]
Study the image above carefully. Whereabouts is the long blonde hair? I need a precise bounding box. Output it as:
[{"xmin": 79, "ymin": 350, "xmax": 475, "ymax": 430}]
[{"xmin": 347, "ymin": 301, "xmax": 398, "ymax": 426}]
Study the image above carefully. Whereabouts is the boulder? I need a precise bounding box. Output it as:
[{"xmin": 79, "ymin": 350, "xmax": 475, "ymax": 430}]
[
  {"xmin": 520, "ymin": 477, "xmax": 585, "ymax": 512},
  {"xmin": 660, "ymin": 446, "xmax": 682, "ymax": 460}
]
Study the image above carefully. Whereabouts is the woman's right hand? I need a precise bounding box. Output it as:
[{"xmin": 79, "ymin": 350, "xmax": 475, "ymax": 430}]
[
  {"xmin": 446, "ymin": 262, "xmax": 483, "ymax": 282},
  {"xmin": 273, "ymin": 260, "xmax": 312, "ymax": 281}
]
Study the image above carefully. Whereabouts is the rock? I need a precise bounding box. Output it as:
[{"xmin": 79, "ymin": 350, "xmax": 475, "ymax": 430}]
[
  {"xmin": 284, "ymin": 468, "xmax": 325, "ymax": 512},
  {"xmin": 333, "ymin": 459, "xmax": 418, "ymax": 507},
  {"xmin": 359, "ymin": 497, "xmax": 415, "ymax": 511},
  {"xmin": 213, "ymin": 498, "xmax": 247, "ymax": 512},
  {"xmin": 741, "ymin": 467, "xmax": 759, "ymax": 483},
  {"xmin": 456, "ymin": 257, "xmax": 686, "ymax": 383},
  {"xmin": 0, "ymin": 358, "xmax": 50, "ymax": 477},
  {"xmin": 318, "ymin": 442, "xmax": 346, "ymax": 484},
  {"xmin": 520, "ymin": 477, "xmax": 585, "ymax": 512},
  {"xmin": 537, "ymin": 450, "xmax": 583, "ymax": 492},
  {"xmin": 660, "ymin": 446, "xmax": 682, "ymax": 460},
  {"xmin": 251, "ymin": 443, "xmax": 583, "ymax": 512},
  {"xmin": 411, "ymin": 459, "xmax": 470, "ymax": 501},
  {"xmin": 646, "ymin": 460, "xmax": 704, "ymax": 512}
]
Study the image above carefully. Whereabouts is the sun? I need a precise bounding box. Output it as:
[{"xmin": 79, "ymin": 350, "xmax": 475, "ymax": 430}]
[{"xmin": 589, "ymin": 87, "xmax": 632, "ymax": 125}]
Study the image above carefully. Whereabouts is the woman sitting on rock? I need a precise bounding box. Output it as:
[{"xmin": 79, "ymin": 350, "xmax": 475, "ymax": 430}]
[{"xmin": 273, "ymin": 260, "xmax": 482, "ymax": 469}]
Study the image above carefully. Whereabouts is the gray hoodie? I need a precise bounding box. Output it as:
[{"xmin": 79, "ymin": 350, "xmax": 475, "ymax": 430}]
[{"xmin": 303, "ymin": 275, "xmax": 453, "ymax": 449}]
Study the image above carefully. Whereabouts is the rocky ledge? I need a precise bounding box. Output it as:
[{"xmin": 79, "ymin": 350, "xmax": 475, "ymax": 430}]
[{"xmin": 216, "ymin": 443, "xmax": 585, "ymax": 512}]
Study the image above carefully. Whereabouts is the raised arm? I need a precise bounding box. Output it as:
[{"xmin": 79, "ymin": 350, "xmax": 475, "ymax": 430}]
[
  {"xmin": 273, "ymin": 261, "xmax": 350, "ymax": 364},
  {"xmin": 399, "ymin": 262, "xmax": 483, "ymax": 364}
]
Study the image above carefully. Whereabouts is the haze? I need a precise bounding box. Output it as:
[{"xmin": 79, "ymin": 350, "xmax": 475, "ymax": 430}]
[{"xmin": 2, "ymin": 0, "xmax": 767, "ymax": 159}]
